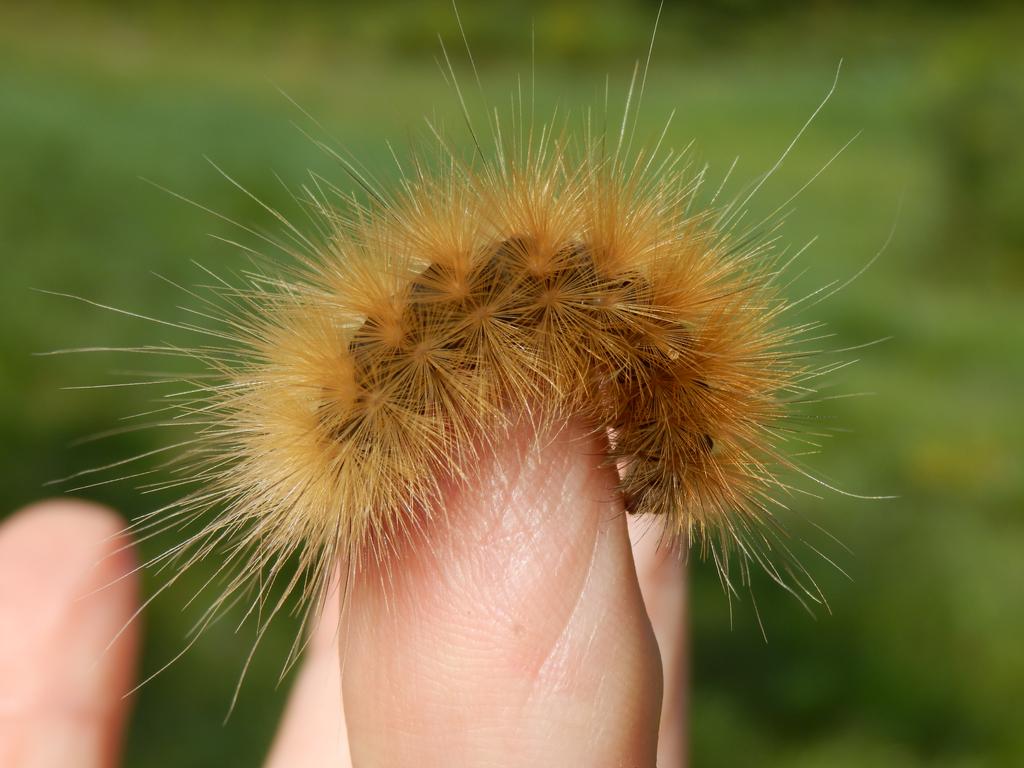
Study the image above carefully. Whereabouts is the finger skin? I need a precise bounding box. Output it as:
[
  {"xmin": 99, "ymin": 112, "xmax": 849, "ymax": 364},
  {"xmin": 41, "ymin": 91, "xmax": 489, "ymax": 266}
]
[
  {"xmin": 341, "ymin": 420, "xmax": 663, "ymax": 767},
  {"xmin": 0, "ymin": 500, "xmax": 140, "ymax": 768},
  {"xmin": 630, "ymin": 517, "xmax": 687, "ymax": 768},
  {"xmin": 265, "ymin": 586, "xmax": 351, "ymax": 768}
]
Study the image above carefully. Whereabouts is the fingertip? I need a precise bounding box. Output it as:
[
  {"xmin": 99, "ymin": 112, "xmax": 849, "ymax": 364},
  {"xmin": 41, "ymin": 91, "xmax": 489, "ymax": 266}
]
[
  {"xmin": 0, "ymin": 498, "xmax": 140, "ymax": 768},
  {"xmin": 1, "ymin": 496, "xmax": 136, "ymax": 608},
  {"xmin": 0, "ymin": 497, "xmax": 139, "ymax": 627},
  {"xmin": 342, "ymin": 420, "xmax": 663, "ymax": 767},
  {"xmin": 2, "ymin": 497, "xmax": 133, "ymax": 560}
]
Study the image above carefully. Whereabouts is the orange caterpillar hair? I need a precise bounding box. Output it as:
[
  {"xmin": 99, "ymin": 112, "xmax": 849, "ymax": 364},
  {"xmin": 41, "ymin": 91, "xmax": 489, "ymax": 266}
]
[
  {"xmin": 140, "ymin": 108, "xmax": 831, "ymax": 637},
  {"xmin": 60, "ymin": 60, "xmax": 862, "ymax": 659}
]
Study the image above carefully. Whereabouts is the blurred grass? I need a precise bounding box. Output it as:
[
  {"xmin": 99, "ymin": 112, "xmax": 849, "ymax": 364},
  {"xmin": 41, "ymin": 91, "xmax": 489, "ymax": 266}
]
[{"xmin": 1, "ymin": 2, "xmax": 1022, "ymax": 766}]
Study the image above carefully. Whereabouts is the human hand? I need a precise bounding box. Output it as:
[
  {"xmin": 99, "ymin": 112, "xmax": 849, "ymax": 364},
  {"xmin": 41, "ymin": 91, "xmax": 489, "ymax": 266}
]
[{"xmin": 0, "ymin": 421, "xmax": 685, "ymax": 767}]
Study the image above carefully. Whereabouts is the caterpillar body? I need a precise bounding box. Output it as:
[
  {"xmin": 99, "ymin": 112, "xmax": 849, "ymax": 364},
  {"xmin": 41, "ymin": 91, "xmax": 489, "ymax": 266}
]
[
  {"xmin": 51, "ymin": 46, "xmax": 866, "ymax": 650},
  {"xmin": 156, "ymin": 107, "xmax": 828, "ymax": 630}
]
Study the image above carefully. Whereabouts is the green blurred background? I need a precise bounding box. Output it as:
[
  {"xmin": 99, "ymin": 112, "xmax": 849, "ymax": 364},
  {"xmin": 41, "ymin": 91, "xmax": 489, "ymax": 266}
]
[{"xmin": 1, "ymin": 1, "xmax": 1021, "ymax": 766}]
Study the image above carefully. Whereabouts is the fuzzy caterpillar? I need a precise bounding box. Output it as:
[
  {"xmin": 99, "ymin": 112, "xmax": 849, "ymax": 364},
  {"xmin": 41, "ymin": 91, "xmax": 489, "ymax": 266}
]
[
  {"xmin": 146, "ymin": 115, "xmax": 831, "ymax": 642},
  {"xmin": 48, "ymin": 48, "xmax": 867, "ymax": 671}
]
